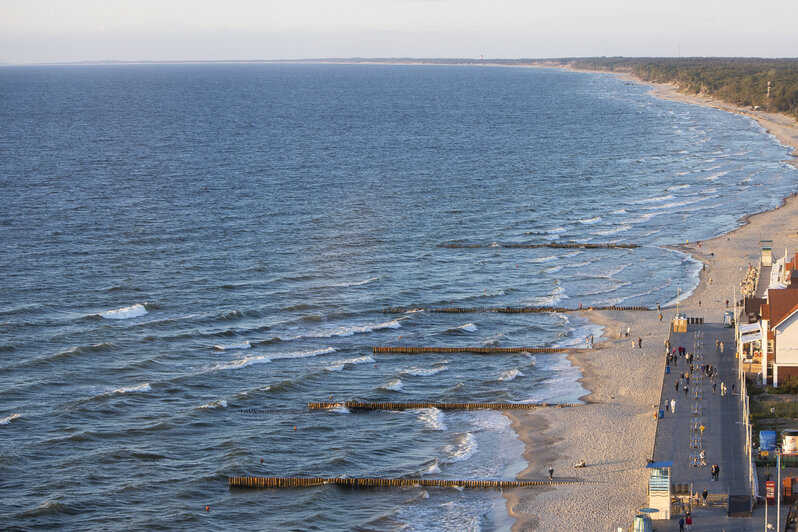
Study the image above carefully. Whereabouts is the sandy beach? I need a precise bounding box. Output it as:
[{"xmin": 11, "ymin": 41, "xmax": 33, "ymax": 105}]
[{"xmin": 504, "ymin": 73, "xmax": 798, "ymax": 531}]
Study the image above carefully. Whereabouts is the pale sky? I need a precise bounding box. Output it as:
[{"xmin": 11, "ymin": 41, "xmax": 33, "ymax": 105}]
[{"xmin": 1, "ymin": 0, "xmax": 797, "ymax": 64}]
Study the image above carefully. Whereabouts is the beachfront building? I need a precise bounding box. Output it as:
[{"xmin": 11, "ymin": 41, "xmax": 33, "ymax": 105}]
[{"xmin": 760, "ymin": 287, "xmax": 798, "ymax": 386}]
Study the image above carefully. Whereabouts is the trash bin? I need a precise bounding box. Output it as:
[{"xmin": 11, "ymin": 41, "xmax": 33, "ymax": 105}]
[
  {"xmin": 658, "ymin": 409, "xmax": 664, "ymax": 419},
  {"xmin": 665, "ymin": 366, "xmax": 671, "ymax": 374}
]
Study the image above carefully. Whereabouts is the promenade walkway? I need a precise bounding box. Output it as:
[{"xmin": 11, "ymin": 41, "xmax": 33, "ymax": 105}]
[{"xmin": 649, "ymin": 320, "xmax": 789, "ymax": 530}]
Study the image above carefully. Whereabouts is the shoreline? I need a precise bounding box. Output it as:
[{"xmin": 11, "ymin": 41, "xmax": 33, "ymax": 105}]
[{"xmin": 503, "ymin": 69, "xmax": 798, "ymax": 531}]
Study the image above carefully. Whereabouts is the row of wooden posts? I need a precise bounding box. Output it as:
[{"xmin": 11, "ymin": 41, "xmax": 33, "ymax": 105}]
[
  {"xmin": 229, "ymin": 476, "xmax": 579, "ymax": 489},
  {"xmin": 382, "ymin": 305, "xmax": 649, "ymax": 313},
  {"xmin": 372, "ymin": 346, "xmax": 583, "ymax": 354},
  {"xmin": 437, "ymin": 242, "xmax": 638, "ymax": 249},
  {"xmin": 307, "ymin": 401, "xmax": 580, "ymax": 411}
]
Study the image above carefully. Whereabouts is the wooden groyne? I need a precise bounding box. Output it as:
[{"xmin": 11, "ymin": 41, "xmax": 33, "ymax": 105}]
[
  {"xmin": 382, "ymin": 305, "xmax": 649, "ymax": 313},
  {"xmin": 372, "ymin": 346, "xmax": 584, "ymax": 354},
  {"xmin": 307, "ymin": 401, "xmax": 580, "ymax": 411},
  {"xmin": 437, "ymin": 242, "xmax": 637, "ymax": 249},
  {"xmin": 229, "ymin": 476, "xmax": 578, "ymax": 489}
]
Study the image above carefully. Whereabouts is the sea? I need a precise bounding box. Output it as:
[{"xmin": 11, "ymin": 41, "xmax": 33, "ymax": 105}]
[{"xmin": 1, "ymin": 63, "xmax": 796, "ymax": 531}]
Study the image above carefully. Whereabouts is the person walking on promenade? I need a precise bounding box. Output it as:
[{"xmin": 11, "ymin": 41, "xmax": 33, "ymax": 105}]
[
  {"xmin": 714, "ymin": 464, "xmax": 720, "ymax": 481},
  {"xmin": 684, "ymin": 384, "xmax": 689, "ymax": 396},
  {"xmin": 685, "ymin": 513, "xmax": 693, "ymax": 531},
  {"xmin": 720, "ymin": 341, "xmax": 724, "ymax": 353},
  {"xmin": 678, "ymin": 516, "xmax": 685, "ymax": 532},
  {"xmin": 671, "ymin": 398, "xmax": 676, "ymax": 414},
  {"xmin": 702, "ymin": 488, "xmax": 708, "ymax": 505},
  {"xmin": 713, "ymin": 382, "xmax": 717, "ymax": 395},
  {"xmin": 675, "ymin": 380, "xmax": 679, "ymax": 392}
]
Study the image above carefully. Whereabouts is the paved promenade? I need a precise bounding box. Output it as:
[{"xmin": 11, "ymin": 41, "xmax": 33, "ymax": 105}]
[{"xmin": 648, "ymin": 320, "xmax": 789, "ymax": 531}]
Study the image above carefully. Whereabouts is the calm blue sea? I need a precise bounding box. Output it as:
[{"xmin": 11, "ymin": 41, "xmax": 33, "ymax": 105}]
[{"xmin": 0, "ymin": 63, "xmax": 795, "ymax": 531}]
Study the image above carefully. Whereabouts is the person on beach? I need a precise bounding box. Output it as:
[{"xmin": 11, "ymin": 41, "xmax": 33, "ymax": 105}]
[
  {"xmin": 626, "ymin": 326, "xmax": 630, "ymax": 337},
  {"xmin": 548, "ymin": 466, "xmax": 554, "ymax": 480},
  {"xmin": 638, "ymin": 336, "xmax": 642, "ymax": 348}
]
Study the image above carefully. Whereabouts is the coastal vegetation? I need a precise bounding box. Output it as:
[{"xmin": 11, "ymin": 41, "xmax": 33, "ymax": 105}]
[
  {"xmin": 561, "ymin": 57, "xmax": 798, "ymax": 118},
  {"xmin": 748, "ymin": 377, "xmax": 798, "ymax": 441}
]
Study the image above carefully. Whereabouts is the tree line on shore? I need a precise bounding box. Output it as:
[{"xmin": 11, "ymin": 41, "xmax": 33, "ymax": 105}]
[{"xmin": 562, "ymin": 57, "xmax": 798, "ymax": 118}]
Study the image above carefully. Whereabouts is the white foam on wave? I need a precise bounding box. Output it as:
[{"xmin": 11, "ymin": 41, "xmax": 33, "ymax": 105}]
[
  {"xmin": 422, "ymin": 462, "xmax": 442, "ymax": 475},
  {"xmin": 443, "ymin": 433, "xmax": 478, "ymax": 463},
  {"xmin": 332, "ymin": 405, "xmax": 350, "ymax": 414},
  {"xmin": 578, "ymin": 216, "xmax": 602, "ymax": 225},
  {"xmin": 304, "ymin": 318, "xmax": 404, "ymax": 339},
  {"xmin": 667, "ymin": 184, "xmax": 690, "ymax": 191},
  {"xmin": 611, "ymin": 209, "xmax": 627, "ymax": 215},
  {"xmin": 625, "ymin": 212, "xmax": 658, "ymax": 224},
  {"xmin": 325, "ymin": 355, "xmax": 374, "ymax": 371},
  {"xmin": 593, "ymin": 224, "xmax": 632, "ymax": 236},
  {"xmin": 213, "ymin": 341, "xmax": 251, "ymax": 350},
  {"xmin": 212, "ymin": 347, "xmax": 336, "ymax": 371},
  {"xmin": 479, "ymin": 290, "xmax": 505, "ymax": 297},
  {"xmin": 645, "ymin": 196, "xmax": 708, "ymax": 210},
  {"xmin": 630, "ymin": 194, "xmax": 673, "ymax": 205},
  {"xmin": 457, "ymin": 323, "xmax": 477, "ymax": 332},
  {"xmin": 469, "ymin": 409, "xmax": 513, "ymax": 432},
  {"xmin": 412, "ymin": 407, "xmax": 447, "ymax": 431},
  {"xmin": 595, "ymin": 262, "xmax": 631, "ymax": 278},
  {"xmin": 111, "ymin": 382, "xmax": 151, "ymax": 394},
  {"xmin": 0, "ymin": 413, "xmax": 21, "ymax": 425},
  {"xmin": 527, "ymin": 284, "xmax": 568, "ymax": 306},
  {"xmin": 544, "ymin": 265, "xmax": 563, "ymax": 273},
  {"xmin": 547, "ymin": 227, "xmax": 566, "ymax": 234},
  {"xmin": 198, "ymin": 399, "xmax": 228, "ymax": 409},
  {"xmin": 330, "ymin": 276, "xmax": 380, "ymax": 288},
  {"xmin": 704, "ymin": 171, "xmax": 729, "ymax": 181},
  {"xmin": 402, "ymin": 365, "xmax": 448, "ymax": 377},
  {"xmin": 498, "ymin": 368, "xmax": 524, "ymax": 381},
  {"xmin": 526, "ymin": 255, "xmax": 557, "ymax": 263},
  {"xmin": 379, "ymin": 379, "xmax": 404, "ymax": 392},
  {"xmin": 99, "ymin": 303, "xmax": 148, "ymax": 320}
]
